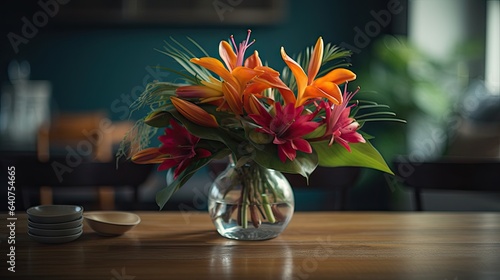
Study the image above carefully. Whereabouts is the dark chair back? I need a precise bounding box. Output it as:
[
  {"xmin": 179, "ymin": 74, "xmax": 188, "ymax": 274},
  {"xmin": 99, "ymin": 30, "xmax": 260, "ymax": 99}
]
[
  {"xmin": 1, "ymin": 154, "xmax": 153, "ymax": 210},
  {"xmin": 393, "ymin": 156, "xmax": 500, "ymax": 211}
]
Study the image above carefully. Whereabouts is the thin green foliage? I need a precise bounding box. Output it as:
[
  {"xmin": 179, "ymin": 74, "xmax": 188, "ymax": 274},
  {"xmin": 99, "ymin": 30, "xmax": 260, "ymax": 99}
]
[
  {"xmin": 116, "ymin": 118, "xmax": 159, "ymax": 161},
  {"xmin": 129, "ymin": 82, "xmax": 177, "ymax": 115},
  {"xmin": 118, "ymin": 37, "xmax": 215, "ymax": 161},
  {"xmin": 351, "ymin": 100, "xmax": 406, "ymax": 124},
  {"xmin": 155, "ymin": 37, "xmax": 213, "ymax": 83},
  {"xmin": 318, "ymin": 43, "xmax": 352, "ymax": 75}
]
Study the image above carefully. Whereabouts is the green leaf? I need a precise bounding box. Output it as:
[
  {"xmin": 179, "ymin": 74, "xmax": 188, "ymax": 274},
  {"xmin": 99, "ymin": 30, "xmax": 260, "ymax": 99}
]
[
  {"xmin": 155, "ymin": 168, "xmax": 196, "ymax": 210},
  {"xmin": 311, "ymin": 140, "xmax": 394, "ymax": 175},
  {"xmin": 303, "ymin": 124, "xmax": 326, "ymax": 139},
  {"xmin": 168, "ymin": 109, "xmax": 244, "ymax": 155},
  {"xmin": 155, "ymin": 179, "xmax": 182, "ymax": 210},
  {"xmin": 144, "ymin": 111, "xmax": 173, "ymax": 127},
  {"xmin": 252, "ymin": 143, "xmax": 318, "ymax": 178},
  {"xmin": 155, "ymin": 149, "xmax": 228, "ymax": 209}
]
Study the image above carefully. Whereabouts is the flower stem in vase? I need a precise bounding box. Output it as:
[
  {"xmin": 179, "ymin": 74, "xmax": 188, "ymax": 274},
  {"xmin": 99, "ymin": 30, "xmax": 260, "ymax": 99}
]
[
  {"xmin": 238, "ymin": 177, "xmax": 249, "ymax": 229},
  {"xmin": 271, "ymin": 204, "xmax": 285, "ymax": 222},
  {"xmin": 250, "ymin": 205, "xmax": 261, "ymax": 228},
  {"xmin": 261, "ymin": 194, "xmax": 276, "ymax": 223}
]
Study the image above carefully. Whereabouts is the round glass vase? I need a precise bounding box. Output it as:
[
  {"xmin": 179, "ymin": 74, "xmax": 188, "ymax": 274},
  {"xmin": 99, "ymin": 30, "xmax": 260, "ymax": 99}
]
[{"xmin": 208, "ymin": 160, "xmax": 295, "ymax": 240}]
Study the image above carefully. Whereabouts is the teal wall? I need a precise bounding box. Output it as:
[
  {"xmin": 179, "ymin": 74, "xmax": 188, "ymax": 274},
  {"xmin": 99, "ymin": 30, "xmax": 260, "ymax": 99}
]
[{"xmin": 2, "ymin": 0, "xmax": 403, "ymax": 121}]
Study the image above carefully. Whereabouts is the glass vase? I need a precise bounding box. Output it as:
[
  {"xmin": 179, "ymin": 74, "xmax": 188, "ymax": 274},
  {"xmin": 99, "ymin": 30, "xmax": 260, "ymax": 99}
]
[{"xmin": 208, "ymin": 159, "xmax": 295, "ymax": 240}]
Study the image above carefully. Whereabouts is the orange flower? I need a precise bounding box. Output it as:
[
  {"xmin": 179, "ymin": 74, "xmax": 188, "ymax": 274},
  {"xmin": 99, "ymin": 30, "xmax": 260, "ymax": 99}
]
[
  {"xmin": 243, "ymin": 64, "xmax": 297, "ymax": 113},
  {"xmin": 178, "ymin": 30, "xmax": 294, "ymax": 116},
  {"xmin": 171, "ymin": 97, "xmax": 219, "ymax": 128},
  {"xmin": 179, "ymin": 30, "xmax": 263, "ymax": 115},
  {"xmin": 281, "ymin": 37, "xmax": 357, "ymax": 107},
  {"xmin": 131, "ymin": 147, "xmax": 166, "ymax": 164}
]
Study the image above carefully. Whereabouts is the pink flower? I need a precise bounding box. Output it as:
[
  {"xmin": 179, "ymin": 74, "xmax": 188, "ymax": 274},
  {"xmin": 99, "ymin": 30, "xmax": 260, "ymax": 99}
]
[
  {"xmin": 249, "ymin": 103, "xmax": 319, "ymax": 162},
  {"xmin": 322, "ymin": 86, "xmax": 365, "ymax": 151}
]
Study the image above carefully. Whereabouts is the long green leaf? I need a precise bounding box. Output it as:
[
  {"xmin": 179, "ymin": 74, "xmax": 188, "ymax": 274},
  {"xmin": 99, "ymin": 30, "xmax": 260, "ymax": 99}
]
[
  {"xmin": 311, "ymin": 140, "xmax": 394, "ymax": 175},
  {"xmin": 155, "ymin": 149, "xmax": 229, "ymax": 209}
]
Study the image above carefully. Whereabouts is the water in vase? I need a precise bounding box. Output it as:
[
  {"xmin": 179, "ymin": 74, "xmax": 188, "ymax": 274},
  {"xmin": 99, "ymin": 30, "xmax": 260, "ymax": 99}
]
[{"xmin": 209, "ymin": 201, "xmax": 294, "ymax": 240}]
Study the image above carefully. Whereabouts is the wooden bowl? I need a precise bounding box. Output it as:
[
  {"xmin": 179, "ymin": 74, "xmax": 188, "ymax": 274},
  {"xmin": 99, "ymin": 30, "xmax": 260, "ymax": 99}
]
[{"xmin": 84, "ymin": 211, "xmax": 141, "ymax": 236}]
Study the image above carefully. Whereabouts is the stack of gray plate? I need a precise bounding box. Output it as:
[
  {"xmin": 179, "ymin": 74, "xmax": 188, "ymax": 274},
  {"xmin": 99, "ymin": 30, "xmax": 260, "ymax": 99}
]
[{"xmin": 27, "ymin": 205, "xmax": 84, "ymax": 244}]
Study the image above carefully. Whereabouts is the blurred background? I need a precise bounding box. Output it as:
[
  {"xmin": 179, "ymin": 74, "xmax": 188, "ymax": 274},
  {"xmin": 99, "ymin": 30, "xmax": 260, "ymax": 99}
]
[{"xmin": 1, "ymin": 0, "xmax": 499, "ymax": 212}]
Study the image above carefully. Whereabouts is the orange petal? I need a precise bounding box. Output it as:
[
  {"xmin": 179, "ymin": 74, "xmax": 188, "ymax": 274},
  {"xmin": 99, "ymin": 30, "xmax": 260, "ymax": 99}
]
[
  {"xmin": 316, "ymin": 82, "xmax": 343, "ymax": 104},
  {"xmin": 307, "ymin": 37, "xmax": 324, "ymax": 84},
  {"xmin": 281, "ymin": 47, "xmax": 308, "ymax": 104},
  {"xmin": 302, "ymin": 83, "xmax": 342, "ymax": 106},
  {"xmin": 222, "ymin": 82, "xmax": 243, "ymax": 115},
  {"xmin": 244, "ymin": 82, "xmax": 271, "ymax": 96},
  {"xmin": 244, "ymin": 93, "xmax": 266, "ymax": 116},
  {"xmin": 243, "ymin": 90, "xmax": 276, "ymax": 115},
  {"xmin": 132, "ymin": 148, "xmax": 165, "ymax": 164},
  {"xmin": 190, "ymin": 57, "xmax": 237, "ymax": 85},
  {"xmin": 250, "ymin": 68, "xmax": 296, "ymax": 105},
  {"xmin": 176, "ymin": 85, "xmax": 222, "ymax": 99},
  {"xmin": 254, "ymin": 65, "xmax": 280, "ymax": 76},
  {"xmin": 202, "ymin": 77, "xmax": 223, "ymax": 91},
  {"xmin": 244, "ymin": 50, "xmax": 263, "ymax": 68},
  {"xmin": 171, "ymin": 97, "xmax": 219, "ymax": 128},
  {"xmin": 231, "ymin": 66, "xmax": 263, "ymax": 87},
  {"xmin": 219, "ymin": 41, "xmax": 237, "ymax": 71},
  {"xmin": 316, "ymin": 68, "xmax": 356, "ymax": 85},
  {"xmin": 199, "ymin": 96, "xmax": 224, "ymax": 105}
]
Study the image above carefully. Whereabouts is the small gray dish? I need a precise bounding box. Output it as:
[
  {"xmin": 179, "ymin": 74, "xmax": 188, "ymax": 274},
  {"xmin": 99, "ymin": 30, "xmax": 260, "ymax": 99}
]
[
  {"xmin": 28, "ymin": 216, "xmax": 83, "ymax": 230},
  {"xmin": 28, "ymin": 230, "xmax": 83, "ymax": 244},
  {"xmin": 27, "ymin": 205, "xmax": 83, "ymax": 224},
  {"xmin": 28, "ymin": 224, "xmax": 83, "ymax": 237}
]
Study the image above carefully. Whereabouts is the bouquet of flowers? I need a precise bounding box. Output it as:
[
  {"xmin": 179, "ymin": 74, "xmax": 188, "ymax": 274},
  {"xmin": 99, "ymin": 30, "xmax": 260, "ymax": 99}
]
[{"xmin": 118, "ymin": 30, "xmax": 402, "ymax": 211}]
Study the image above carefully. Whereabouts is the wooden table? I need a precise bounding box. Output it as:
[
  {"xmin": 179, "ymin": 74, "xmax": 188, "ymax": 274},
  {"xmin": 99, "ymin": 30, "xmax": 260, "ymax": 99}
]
[{"xmin": 1, "ymin": 212, "xmax": 499, "ymax": 279}]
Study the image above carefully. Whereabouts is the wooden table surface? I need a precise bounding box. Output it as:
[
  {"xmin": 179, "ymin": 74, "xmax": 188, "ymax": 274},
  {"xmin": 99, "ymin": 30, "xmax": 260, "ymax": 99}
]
[{"xmin": 1, "ymin": 212, "xmax": 499, "ymax": 280}]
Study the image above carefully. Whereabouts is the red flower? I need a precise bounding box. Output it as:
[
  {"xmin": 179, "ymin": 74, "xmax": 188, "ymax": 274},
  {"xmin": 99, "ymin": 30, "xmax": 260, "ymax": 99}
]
[
  {"xmin": 157, "ymin": 119, "xmax": 211, "ymax": 178},
  {"xmin": 132, "ymin": 119, "xmax": 211, "ymax": 179},
  {"xmin": 249, "ymin": 103, "xmax": 319, "ymax": 162}
]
